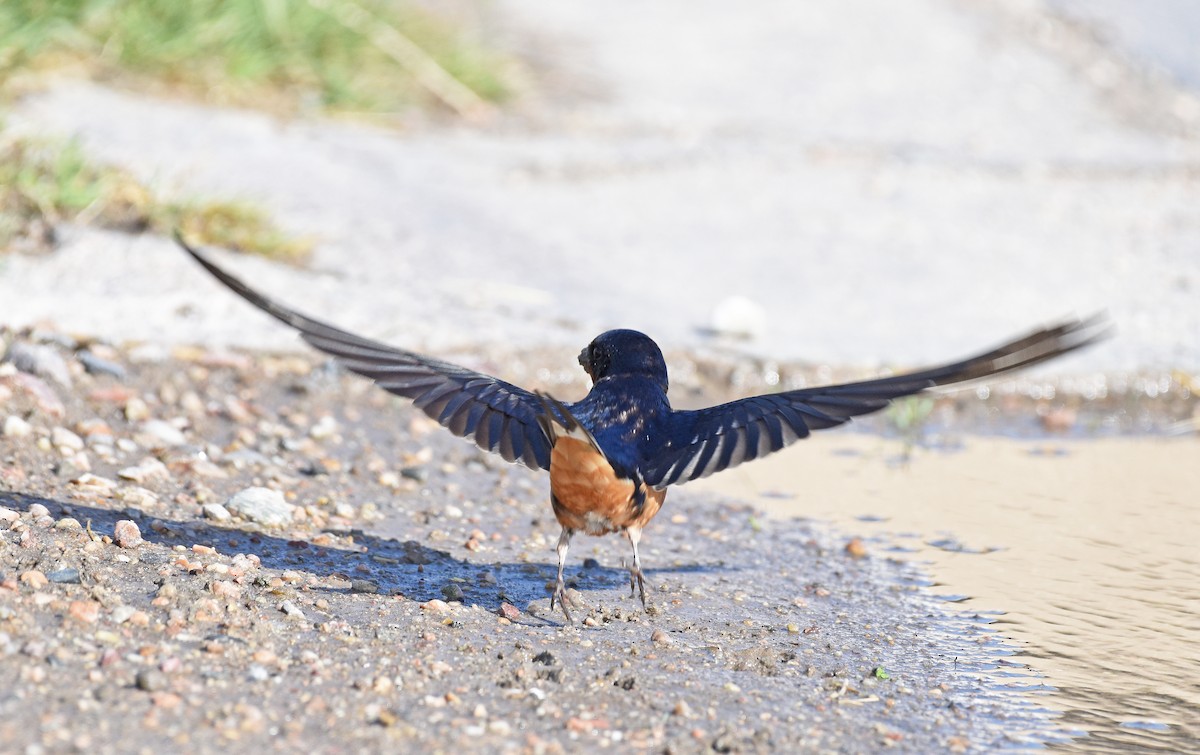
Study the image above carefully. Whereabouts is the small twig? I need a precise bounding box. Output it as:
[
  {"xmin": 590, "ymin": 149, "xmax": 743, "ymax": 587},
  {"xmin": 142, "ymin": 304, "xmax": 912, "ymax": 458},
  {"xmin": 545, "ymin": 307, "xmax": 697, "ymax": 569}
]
[
  {"xmin": 305, "ymin": 0, "xmax": 497, "ymax": 123},
  {"xmin": 839, "ymin": 695, "xmax": 880, "ymax": 706}
]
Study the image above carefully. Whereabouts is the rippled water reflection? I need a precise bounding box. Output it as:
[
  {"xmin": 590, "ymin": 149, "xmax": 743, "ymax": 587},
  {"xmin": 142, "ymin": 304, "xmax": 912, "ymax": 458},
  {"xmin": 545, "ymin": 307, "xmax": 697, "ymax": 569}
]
[{"xmin": 693, "ymin": 435, "xmax": 1199, "ymax": 751}]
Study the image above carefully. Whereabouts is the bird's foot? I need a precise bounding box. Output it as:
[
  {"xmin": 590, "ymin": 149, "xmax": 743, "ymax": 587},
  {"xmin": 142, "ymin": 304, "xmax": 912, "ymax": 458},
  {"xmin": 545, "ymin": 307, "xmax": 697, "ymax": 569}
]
[
  {"xmin": 550, "ymin": 579, "xmax": 575, "ymax": 623},
  {"xmin": 628, "ymin": 566, "xmax": 647, "ymax": 610}
]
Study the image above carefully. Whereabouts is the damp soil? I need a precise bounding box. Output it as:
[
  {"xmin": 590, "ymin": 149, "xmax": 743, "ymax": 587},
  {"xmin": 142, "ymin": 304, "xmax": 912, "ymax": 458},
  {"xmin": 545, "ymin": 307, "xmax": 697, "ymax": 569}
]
[{"xmin": 0, "ymin": 334, "xmax": 1192, "ymax": 753}]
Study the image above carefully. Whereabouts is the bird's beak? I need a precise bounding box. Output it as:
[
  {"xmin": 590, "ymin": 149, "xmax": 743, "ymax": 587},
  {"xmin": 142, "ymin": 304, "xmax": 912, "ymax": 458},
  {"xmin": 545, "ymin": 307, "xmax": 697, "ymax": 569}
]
[{"xmin": 577, "ymin": 348, "xmax": 594, "ymax": 381}]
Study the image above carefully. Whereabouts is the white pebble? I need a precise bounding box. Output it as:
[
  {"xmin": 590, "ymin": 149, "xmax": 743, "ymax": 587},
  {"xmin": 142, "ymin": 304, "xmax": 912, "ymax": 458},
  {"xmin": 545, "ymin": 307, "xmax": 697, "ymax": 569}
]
[
  {"xmin": 309, "ymin": 415, "xmax": 338, "ymax": 440},
  {"xmin": 138, "ymin": 419, "xmax": 186, "ymax": 447},
  {"xmin": 51, "ymin": 427, "xmax": 84, "ymax": 454},
  {"xmin": 227, "ymin": 487, "xmax": 295, "ymax": 527},
  {"xmin": 118, "ymin": 458, "xmax": 169, "ymax": 484},
  {"xmin": 3, "ymin": 416, "xmax": 32, "ymax": 438}
]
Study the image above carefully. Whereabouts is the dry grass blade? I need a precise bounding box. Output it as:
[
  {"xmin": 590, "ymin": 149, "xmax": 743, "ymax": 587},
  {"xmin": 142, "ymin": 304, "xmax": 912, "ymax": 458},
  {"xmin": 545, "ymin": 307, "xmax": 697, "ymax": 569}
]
[{"xmin": 306, "ymin": 0, "xmax": 498, "ymax": 123}]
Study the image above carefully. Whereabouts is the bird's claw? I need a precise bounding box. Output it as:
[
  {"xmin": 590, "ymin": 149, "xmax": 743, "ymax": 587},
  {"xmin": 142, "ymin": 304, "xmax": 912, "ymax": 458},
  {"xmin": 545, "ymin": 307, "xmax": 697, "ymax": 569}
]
[
  {"xmin": 629, "ymin": 567, "xmax": 647, "ymax": 609},
  {"xmin": 551, "ymin": 580, "xmax": 575, "ymax": 623}
]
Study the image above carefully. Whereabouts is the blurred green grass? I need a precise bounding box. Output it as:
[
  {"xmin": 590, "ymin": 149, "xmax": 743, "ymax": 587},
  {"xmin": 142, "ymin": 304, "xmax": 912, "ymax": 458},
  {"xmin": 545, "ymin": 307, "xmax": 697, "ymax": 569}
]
[
  {"xmin": 0, "ymin": 0, "xmax": 512, "ymax": 113},
  {"xmin": 0, "ymin": 132, "xmax": 311, "ymax": 259},
  {"xmin": 1, "ymin": 0, "xmax": 514, "ymax": 256}
]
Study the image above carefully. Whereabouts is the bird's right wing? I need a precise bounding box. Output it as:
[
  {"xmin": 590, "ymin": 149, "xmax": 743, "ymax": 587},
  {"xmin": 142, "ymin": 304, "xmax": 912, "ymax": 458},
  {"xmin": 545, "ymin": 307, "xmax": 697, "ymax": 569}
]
[
  {"xmin": 642, "ymin": 316, "xmax": 1109, "ymax": 487},
  {"xmin": 178, "ymin": 236, "xmax": 555, "ymax": 471}
]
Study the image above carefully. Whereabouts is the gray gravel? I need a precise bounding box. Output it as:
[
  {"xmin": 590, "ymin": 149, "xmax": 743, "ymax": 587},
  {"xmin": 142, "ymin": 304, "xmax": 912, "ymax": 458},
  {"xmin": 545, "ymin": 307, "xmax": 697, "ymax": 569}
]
[{"xmin": 0, "ymin": 338, "xmax": 1064, "ymax": 753}]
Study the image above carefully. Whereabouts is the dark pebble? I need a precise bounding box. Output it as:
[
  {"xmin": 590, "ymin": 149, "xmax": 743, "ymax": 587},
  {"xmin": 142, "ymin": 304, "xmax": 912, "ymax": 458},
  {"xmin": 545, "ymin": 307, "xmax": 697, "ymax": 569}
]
[
  {"xmin": 6, "ymin": 342, "xmax": 72, "ymax": 387},
  {"xmin": 582, "ymin": 558, "xmax": 601, "ymax": 569},
  {"xmin": 77, "ymin": 350, "xmax": 128, "ymax": 380},
  {"xmin": 441, "ymin": 584, "xmax": 465, "ymax": 601},
  {"xmin": 136, "ymin": 669, "xmax": 168, "ymax": 692},
  {"xmin": 400, "ymin": 466, "xmax": 427, "ymax": 482},
  {"xmin": 47, "ymin": 567, "xmax": 81, "ymax": 584},
  {"xmin": 532, "ymin": 650, "xmax": 556, "ymax": 666},
  {"xmin": 350, "ymin": 579, "xmax": 379, "ymax": 594}
]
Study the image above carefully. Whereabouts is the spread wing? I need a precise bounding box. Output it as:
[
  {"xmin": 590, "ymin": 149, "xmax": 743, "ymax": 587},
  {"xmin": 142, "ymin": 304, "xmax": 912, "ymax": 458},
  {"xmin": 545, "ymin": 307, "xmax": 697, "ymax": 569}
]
[
  {"xmin": 178, "ymin": 236, "xmax": 554, "ymax": 471},
  {"xmin": 643, "ymin": 315, "xmax": 1109, "ymax": 487}
]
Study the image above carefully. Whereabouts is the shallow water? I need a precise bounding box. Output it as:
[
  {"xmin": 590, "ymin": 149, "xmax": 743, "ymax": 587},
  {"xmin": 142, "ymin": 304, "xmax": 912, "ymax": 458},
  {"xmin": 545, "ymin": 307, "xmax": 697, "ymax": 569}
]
[{"xmin": 693, "ymin": 434, "xmax": 1200, "ymax": 751}]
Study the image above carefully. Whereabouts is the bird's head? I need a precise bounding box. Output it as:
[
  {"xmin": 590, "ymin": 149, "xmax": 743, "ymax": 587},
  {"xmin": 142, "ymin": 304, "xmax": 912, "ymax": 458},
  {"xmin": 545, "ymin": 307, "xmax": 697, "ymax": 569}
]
[{"xmin": 578, "ymin": 329, "xmax": 668, "ymax": 391}]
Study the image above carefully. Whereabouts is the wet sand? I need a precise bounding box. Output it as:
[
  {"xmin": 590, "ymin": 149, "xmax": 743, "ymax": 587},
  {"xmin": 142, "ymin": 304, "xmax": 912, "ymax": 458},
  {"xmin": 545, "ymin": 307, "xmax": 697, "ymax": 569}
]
[{"xmin": 693, "ymin": 433, "xmax": 1200, "ymax": 751}]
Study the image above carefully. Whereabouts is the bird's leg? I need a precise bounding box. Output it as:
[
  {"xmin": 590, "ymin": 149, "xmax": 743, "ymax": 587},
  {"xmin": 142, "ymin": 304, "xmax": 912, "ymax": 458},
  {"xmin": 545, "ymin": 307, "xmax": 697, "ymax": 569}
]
[
  {"xmin": 624, "ymin": 526, "xmax": 648, "ymax": 609},
  {"xmin": 551, "ymin": 526, "xmax": 575, "ymax": 622}
]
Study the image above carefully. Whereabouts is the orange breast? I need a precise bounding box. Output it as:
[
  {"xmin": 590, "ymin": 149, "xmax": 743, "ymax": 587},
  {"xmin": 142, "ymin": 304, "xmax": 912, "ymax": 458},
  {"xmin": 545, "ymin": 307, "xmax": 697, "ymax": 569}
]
[{"xmin": 548, "ymin": 437, "xmax": 666, "ymax": 535}]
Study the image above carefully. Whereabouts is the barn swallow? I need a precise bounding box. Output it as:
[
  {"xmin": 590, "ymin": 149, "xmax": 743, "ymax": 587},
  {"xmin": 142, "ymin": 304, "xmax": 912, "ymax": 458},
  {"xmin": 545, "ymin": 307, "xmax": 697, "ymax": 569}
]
[{"xmin": 177, "ymin": 236, "xmax": 1107, "ymax": 621}]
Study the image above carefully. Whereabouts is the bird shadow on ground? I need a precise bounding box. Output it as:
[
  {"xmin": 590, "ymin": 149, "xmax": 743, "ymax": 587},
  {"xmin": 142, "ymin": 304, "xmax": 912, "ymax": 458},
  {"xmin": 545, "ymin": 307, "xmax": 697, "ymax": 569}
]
[{"xmin": 0, "ymin": 491, "xmax": 741, "ymax": 620}]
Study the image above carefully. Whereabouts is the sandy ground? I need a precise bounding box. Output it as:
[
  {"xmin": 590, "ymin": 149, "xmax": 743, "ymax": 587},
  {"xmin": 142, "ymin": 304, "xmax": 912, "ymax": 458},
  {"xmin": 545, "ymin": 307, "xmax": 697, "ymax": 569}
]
[{"xmin": 0, "ymin": 336, "xmax": 1066, "ymax": 754}]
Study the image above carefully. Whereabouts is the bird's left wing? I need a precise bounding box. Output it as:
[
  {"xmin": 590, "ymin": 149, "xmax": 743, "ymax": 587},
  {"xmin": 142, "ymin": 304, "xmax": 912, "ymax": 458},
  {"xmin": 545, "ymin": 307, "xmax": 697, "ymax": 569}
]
[
  {"xmin": 178, "ymin": 237, "xmax": 554, "ymax": 471},
  {"xmin": 642, "ymin": 315, "xmax": 1108, "ymax": 487}
]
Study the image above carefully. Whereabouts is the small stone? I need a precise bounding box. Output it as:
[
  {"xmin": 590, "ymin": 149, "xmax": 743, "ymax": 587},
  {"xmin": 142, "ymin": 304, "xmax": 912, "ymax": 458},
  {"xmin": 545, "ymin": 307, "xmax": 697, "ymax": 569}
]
[
  {"xmin": 54, "ymin": 517, "xmax": 82, "ymax": 531},
  {"xmin": 47, "ymin": 567, "xmax": 82, "ymax": 584},
  {"xmin": 115, "ymin": 486, "xmax": 159, "ymax": 508},
  {"xmin": 377, "ymin": 470, "xmax": 401, "ymax": 488},
  {"xmin": 28, "ymin": 503, "xmax": 50, "ymax": 519},
  {"xmin": 0, "ymin": 507, "xmax": 19, "ymax": 527},
  {"xmin": 68, "ymin": 600, "xmax": 101, "ymax": 623},
  {"xmin": 350, "ymin": 579, "xmax": 379, "ymax": 594},
  {"xmin": 124, "ymin": 397, "xmax": 150, "ymax": 422},
  {"xmin": 7, "ymin": 373, "xmax": 64, "ymax": 417},
  {"xmin": 77, "ymin": 350, "xmax": 127, "ymax": 379},
  {"xmin": 309, "ymin": 415, "xmax": 338, "ymax": 440},
  {"xmin": 420, "ymin": 599, "xmax": 450, "ymax": 613},
  {"xmin": 400, "ymin": 466, "xmax": 427, "ymax": 482},
  {"xmin": 136, "ymin": 669, "xmax": 168, "ymax": 692},
  {"xmin": 279, "ymin": 600, "xmax": 305, "ymax": 618},
  {"xmin": 70, "ymin": 474, "xmax": 118, "ymax": 493},
  {"xmin": 844, "ymin": 538, "xmax": 868, "ymax": 559},
  {"xmin": 247, "ymin": 664, "xmax": 270, "ymax": 682},
  {"xmin": 51, "ymin": 427, "xmax": 84, "ymax": 454},
  {"xmin": 202, "ymin": 503, "xmax": 232, "ymax": 522},
  {"xmin": 6, "ymin": 342, "xmax": 72, "ymax": 387},
  {"xmin": 651, "ymin": 629, "xmax": 672, "ymax": 646},
  {"xmin": 441, "ymin": 584, "xmax": 465, "ymax": 601},
  {"xmin": 19, "ymin": 570, "xmax": 48, "ymax": 589},
  {"xmin": 443, "ymin": 504, "xmax": 464, "ymax": 519},
  {"xmin": 113, "ymin": 520, "xmax": 143, "ymax": 548},
  {"xmin": 75, "ymin": 418, "xmax": 114, "ymax": 441},
  {"xmin": 498, "ymin": 602, "xmax": 521, "ymax": 620},
  {"xmin": 117, "ymin": 458, "xmax": 169, "ymax": 484},
  {"xmin": 372, "ymin": 676, "xmax": 394, "ymax": 694},
  {"xmin": 138, "ymin": 420, "xmax": 186, "ymax": 447},
  {"xmin": 3, "ymin": 416, "xmax": 32, "ymax": 438},
  {"xmin": 227, "ymin": 487, "xmax": 295, "ymax": 527},
  {"xmin": 673, "ymin": 700, "xmax": 692, "ymax": 717}
]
